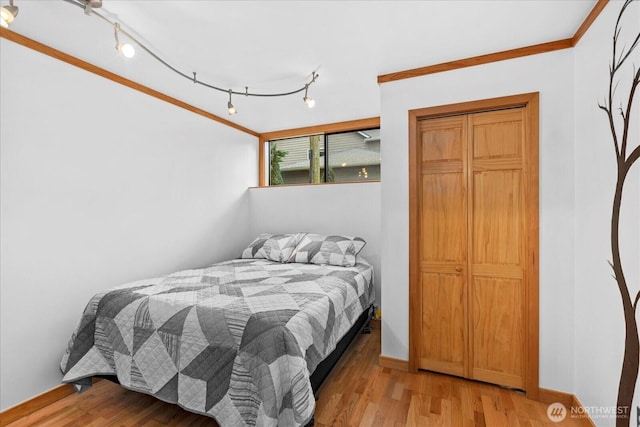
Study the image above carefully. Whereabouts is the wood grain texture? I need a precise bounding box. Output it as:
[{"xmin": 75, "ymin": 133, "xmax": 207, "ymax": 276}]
[
  {"xmin": 468, "ymin": 109, "xmax": 527, "ymax": 389},
  {"xmin": 258, "ymin": 135, "xmax": 267, "ymax": 186},
  {"xmin": 419, "ymin": 272, "xmax": 466, "ymax": 376},
  {"xmin": 2, "ymin": 323, "xmax": 592, "ymax": 427},
  {"xmin": 420, "ymin": 173, "xmax": 466, "ymax": 262},
  {"xmin": 408, "ymin": 109, "xmax": 421, "ymax": 374},
  {"xmin": 417, "ymin": 116, "xmax": 468, "ymax": 379},
  {"xmin": 408, "ymin": 93, "xmax": 540, "ymax": 398},
  {"xmin": 524, "ymin": 93, "xmax": 540, "ymax": 401},
  {"xmin": 259, "ymin": 117, "xmax": 381, "ymax": 142},
  {"xmin": 249, "ymin": 180, "xmax": 381, "ymax": 190},
  {"xmin": 0, "ymin": 384, "xmax": 75, "ymax": 426},
  {"xmin": 538, "ymin": 388, "xmax": 575, "ymax": 408},
  {"xmin": 469, "ymin": 103, "xmax": 536, "ymax": 393},
  {"xmin": 378, "ymin": 355, "xmax": 409, "ymax": 372},
  {"xmin": 377, "ymin": 39, "xmax": 573, "ymax": 83},
  {"xmin": 471, "ymin": 278, "xmax": 524, "ymax": 388},
  {"xmin": 418, "ymin": 109, "xmax": 529, "ymax": 389},
  {"xmin": 572, "ymin": 394, "xmax": 597, "ymax": 427},
  {"xmin": 0, "ymin": 28, "xmax": 259, "ymax": 138},
  {"xmin": 471, "ymin": 170, "xmax": 523, "ymax": 266},
  {"xmin": 571, "ymin": 0, "xmax": 610, "ymax": 46}
]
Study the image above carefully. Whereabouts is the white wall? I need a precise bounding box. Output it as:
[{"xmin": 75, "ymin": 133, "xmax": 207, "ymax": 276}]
[
  {"xmin": 248, "ymin": 182, "xmax": 381, "ymax": 306},
  {"xmin": 3, "ymin": 3, "xmax": 638, "ymax": 422},
  {"xmin": 574, "ymin": 2, "xmax": 639, "ymax": 424},
  {"xmin": 0, "ymin": 39, "xmax": 258, "ymax": 410},
  {"xmin": 379, "ymin": 50, "xmax": 577, "ymax": 392}
]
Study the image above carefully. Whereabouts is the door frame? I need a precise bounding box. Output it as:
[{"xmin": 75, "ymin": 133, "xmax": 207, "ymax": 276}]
[{"xmin": 408, "ymin": 92, "xmax": 540, "ymax": 400}]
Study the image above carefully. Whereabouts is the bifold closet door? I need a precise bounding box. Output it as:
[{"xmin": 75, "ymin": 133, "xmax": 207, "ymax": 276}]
[
  {"xmin": 417, "ymin": 116, "xmax": 468, "ymax": 378},
  {"xmin": 417, "ymin": 108, "xmax": 527, "ymax": 390},
  {"xmin": 467, "ymin": 109, "xmax": 526, "ymax": 389}
]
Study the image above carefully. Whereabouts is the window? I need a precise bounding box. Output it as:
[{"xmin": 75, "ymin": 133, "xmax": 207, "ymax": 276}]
[{"xmin": 268, "ymin": 128, "xmax": 380, "ymax": 185}]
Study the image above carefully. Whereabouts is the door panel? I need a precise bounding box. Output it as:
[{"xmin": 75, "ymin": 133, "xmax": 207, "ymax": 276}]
[
  {"xmin": 468, "ymin": 109, "xmax": 526, "ymax": 388},
  {"xmin": 471, "ymin": 110, "xmax": 523, "ymax": 160},
  {"xmin": 471, "ymin": 170, "xmax": 523, "ymax": 266},
  {"xmin": 419, "ymin": 272, "xmax": 465, "ymax": 376},
  {"xmin": 421, "ymin": 116, "xmax": 464, "ymax": 161},
  {"xmin": 421, "ymin": 173, "xmax": 466, "ymax": 262},
  {"xmin": 418, "ymin": 116, "xmax": 468, "ymax": 375},
  {"xmin": 470, "ymin": 277, "xmax": 524, "ymax": 389}
]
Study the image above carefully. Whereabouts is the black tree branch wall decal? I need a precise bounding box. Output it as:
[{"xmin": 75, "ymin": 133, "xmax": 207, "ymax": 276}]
[{"xmin": 597, "ymin": 1, "xmax": 639, "ymax": 425}]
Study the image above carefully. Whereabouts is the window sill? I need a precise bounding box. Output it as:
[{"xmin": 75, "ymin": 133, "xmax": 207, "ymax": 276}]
[{"xmin": 249, "ymin": 180, "xmax": 380, "ymax": 189}]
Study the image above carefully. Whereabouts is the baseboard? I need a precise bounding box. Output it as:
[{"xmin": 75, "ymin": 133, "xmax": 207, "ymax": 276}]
[
  {"xmin": 538, "ymin": 387, "xmax": 574, "ymax": 407},
  {"xmin": 571, "ymin": 394, "xmax": 597, "ymax": 427},
  {"xmin": 0, "ymin": 383, "xmax": 75, "ymax": 426},
  {"xmin": 378, "ymin": 355, "xmax": 409, "ymax": 372},
  {"xmin": 538, "ymin": 388, "xmax": 595, "ymax": 426}
]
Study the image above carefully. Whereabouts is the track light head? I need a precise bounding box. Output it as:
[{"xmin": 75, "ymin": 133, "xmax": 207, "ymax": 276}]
[
  {"xmin": 114, "ymin": 23, "xmax": 135, "ymax": 58},
  {"xmin": 117, "ymin": 42, "xmax": 135, "ymax": 58},
  {"xmin": 82, "ymin": 0, "xmax": 102, "ymax": 14},
  {"xmin": 0, "ymin": 0, "xmax": 18, "ymax": 28},
  {"xmin": 303, "ymin": 96, "xmax": 315, "ymax": 108},
  {"xmin": 227, "ymin": 90, "xmax": 237, "ymax": 115},
  {"xmin": 303, "ymin": 85, "xmax": 315, "ymax": 109}
]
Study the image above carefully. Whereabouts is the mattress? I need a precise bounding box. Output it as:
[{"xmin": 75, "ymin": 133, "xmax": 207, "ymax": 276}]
[{"xmin": 60, "ymin": 257, "xmax": 375, "ymax": 426}]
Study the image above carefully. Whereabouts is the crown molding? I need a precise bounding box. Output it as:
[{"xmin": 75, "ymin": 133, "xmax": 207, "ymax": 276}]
[
  {"xmin": 377, "ymin": 0, "xmax": 609, "ymax": 84},
  {"xmin": 0, "ymin": 27, "xmax": 260, "ymax": 137}
]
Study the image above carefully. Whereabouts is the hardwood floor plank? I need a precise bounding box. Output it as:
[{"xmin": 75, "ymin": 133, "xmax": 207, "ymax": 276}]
[
  {"xmin": 391, "ymin": 381, "xmax": 404, "ymax": 401},
  {"xmin": 405, "ymin": 394, "xmax": 421, "ymax": 427},
  {"xmin": 481, "ymin": 392, "xmax": 510, "ymax": 426},
  {"xmin": 358, "ymin": 402, "xmax": 377, "ymax": 427}
]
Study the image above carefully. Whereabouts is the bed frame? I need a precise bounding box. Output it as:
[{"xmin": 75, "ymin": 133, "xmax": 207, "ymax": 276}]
[
  {"xmin": 305, "ymin": 304, "xmax": 374, "ymax": 426},
  {"xmin": 310, "ymin": 304, "xmax": 373, "ymax": 392}
]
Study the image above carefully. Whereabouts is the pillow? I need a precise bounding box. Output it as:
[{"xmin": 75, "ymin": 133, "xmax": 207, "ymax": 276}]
[
  {"xmin": 241, "ymin": 233, "xmax": 305, "ymax": 263},
  {"xmin": 291, "ymin": 234, "xmax": 366, "ymax": 267}
]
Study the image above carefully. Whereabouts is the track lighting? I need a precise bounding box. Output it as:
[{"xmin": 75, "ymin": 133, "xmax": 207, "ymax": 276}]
[
  {"xmin": 113, "ymin": 23, "xmax": 135, "ymax": 58},
  {"xmin": 227, "ymin": 90, "xmax": 237, "ymax": 115},
  {"xmin": 0, "ymin": 0, "xmax": 18, "ymax": 28},
  {"xmin": 57, "ymin": 0, "xmax": 321, "ymax": 116}
]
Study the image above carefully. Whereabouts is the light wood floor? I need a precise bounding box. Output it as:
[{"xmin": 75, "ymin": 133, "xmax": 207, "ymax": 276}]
[{"xmin": 5, "ymin": 321, "xmax": 590, "ymax": 426}]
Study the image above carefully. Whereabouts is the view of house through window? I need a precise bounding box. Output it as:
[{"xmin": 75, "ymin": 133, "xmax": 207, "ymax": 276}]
[{"xmin": 269, "ymin": 128, "xmax": 380, "ymax": 185}]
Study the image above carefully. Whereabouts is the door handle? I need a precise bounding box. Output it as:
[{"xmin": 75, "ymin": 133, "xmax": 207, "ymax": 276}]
[{"xmin": 455, "ymin": 266, "xmax": 463, "ymax": 273}]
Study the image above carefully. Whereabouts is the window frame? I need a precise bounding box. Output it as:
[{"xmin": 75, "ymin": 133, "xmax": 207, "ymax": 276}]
[{"xmin": 258, "ymin": 117, "xmax": 380, "ymax": 187}]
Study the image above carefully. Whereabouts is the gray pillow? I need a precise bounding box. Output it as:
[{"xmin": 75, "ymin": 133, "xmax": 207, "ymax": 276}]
[
  {"xmin": 241, "ymin": 233, "xmax": 305, "ymax": 263},
  {"xmin": 292, "ymin": 234, "xmax": 366, "ymax": 267}
]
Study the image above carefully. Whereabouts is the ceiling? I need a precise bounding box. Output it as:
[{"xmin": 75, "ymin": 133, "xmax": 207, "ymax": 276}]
[{"xmin": 5, "ymin": 0, "xmax": 598, "ymax": 133}]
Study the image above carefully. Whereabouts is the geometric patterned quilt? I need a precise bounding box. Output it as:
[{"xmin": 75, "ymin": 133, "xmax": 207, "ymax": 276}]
[{"xmin": 60, "ymin": 258, "xmax": 375, "ymax": 426}]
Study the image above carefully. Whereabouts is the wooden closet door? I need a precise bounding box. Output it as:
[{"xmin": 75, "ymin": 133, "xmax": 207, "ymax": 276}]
[
  {"xmin": 467, "ymin": 109, "xmax": 526, "ymax": 389},
  {"xmin": 417, "ymin": 116, "xmax": 468, "ymax": 377},
  {"xmin": 416, "ymin": 107, "xmax": 528, "ymax": 390}
]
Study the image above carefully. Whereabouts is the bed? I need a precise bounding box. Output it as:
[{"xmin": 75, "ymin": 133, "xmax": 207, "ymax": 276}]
[{"xmin": 60, "ymin": 233, "xmax": 375, "ymax": 426}]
